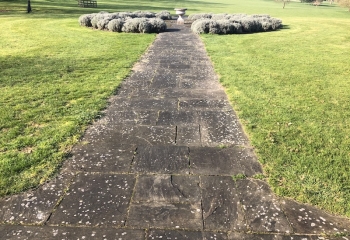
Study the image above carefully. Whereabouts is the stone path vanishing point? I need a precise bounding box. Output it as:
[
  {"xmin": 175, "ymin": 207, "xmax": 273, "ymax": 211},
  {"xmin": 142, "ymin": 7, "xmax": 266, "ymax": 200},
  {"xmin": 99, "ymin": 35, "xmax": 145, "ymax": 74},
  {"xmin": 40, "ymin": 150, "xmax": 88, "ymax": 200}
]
[{"xmin": 1, "ymin": 24, "xmax": 350, "ymax": 240}]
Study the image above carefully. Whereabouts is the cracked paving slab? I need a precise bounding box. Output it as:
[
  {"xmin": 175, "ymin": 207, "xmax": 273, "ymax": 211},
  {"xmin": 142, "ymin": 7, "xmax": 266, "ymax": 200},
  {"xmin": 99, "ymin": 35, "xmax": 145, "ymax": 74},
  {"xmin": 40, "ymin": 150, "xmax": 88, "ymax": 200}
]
[
  {"xmin": 200, "ymin": 176, "xmax": 246, "ymax": 232},
  {"xmin": 133, "ymin": 175, "xmax": 201, "ymax": 203},
  {"xmin": 132, "ymin": 145, "xmax": 190, "ymax": 174}
]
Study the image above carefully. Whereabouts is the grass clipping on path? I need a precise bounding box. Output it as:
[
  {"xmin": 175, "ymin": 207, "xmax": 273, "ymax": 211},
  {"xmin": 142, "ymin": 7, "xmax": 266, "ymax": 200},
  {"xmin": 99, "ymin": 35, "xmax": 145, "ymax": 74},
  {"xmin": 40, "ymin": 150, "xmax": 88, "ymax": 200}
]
[{"xmin": 0, "ymin": 16, "xmax": 154, "ymax": 196}]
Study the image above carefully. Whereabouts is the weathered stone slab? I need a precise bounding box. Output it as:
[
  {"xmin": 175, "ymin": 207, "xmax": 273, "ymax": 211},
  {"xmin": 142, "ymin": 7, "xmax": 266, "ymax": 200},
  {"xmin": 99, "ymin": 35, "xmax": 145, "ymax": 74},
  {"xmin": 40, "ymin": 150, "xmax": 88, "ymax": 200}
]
[
  {"xmin": 147, "ymin": 229, "xmax": 228, "ymax": 239},
  {"xmin": 129, "ymin": 88, "xmax": 165, "ymax": 98},
  {"xmin": 136, "ymin": 111, "xmax": 159, "ymax": 125},
  {"xmin": 132, "ymin": 146, "xmax": 190, "ymax": 174},
  {"xmin": 168, "ymin": 64, "xmax": 192, "ymax": 69},
  {"xmin": 189, "ymin": 146, "xmax": 262, "ymax": 176},
  {"xmin": 228, "ymin": 232, "xmax": 321, "ymax": 240},
  {"xmin": 0, "ymin": 172, "xmax": 72, "ymax": 224},
  {"xmin": 179, "ymin": 79, "xmax": 220, "ymax": 89},
  {"xmin": 69, "ymin": 125, "xmax": 149, "ymax": 173},
  {"xmin": 163, "ymin": 89, "xmax": 228, "ymax": 99},
  {"xmin": 179, "ymin": 99, "xmax": 231, "ymax": 110},
  {"xmin": 98, "ymin": 110, "xmax": 158, "ymax": 126},
  {"xmin": 79, "ymin": 125, "xmax": 176, "ymax": 148},
  {"xmin": 179, "ymin": 73, "xmax": 221, "ymax": 90},
  {"xmin": 48, "ymin": 173, "xmax": 135, "ymax": 227},
  {"xmin": 115, "ymin": 86, "xmax": 133, "ymax": 97},
  {"xmin": 133, "ymin": 175, "xmax": 201, "ymax": 203},
  {"xmin": 236, "ymin": 179, "xmax": 292, "ymax": 233},
  {"xmin": 127, "ymin": 202, "xmax": 203, "ymax": 229},
  {"xmin": 200, "ymin": 176, "xmax": 246, "ymax": 231},
  {"xmin": 98, "ymin": 110, "xmax": 138, "ymax": 125},
  {"xmin": 128, "ymin": 69, "xmax": 155, "ymax": 82},
  {"xmin": 199, "ymin": 111, "xmax": 248, "ymax": 146},
  {"xmin": 150, "ymin": 73, "xmax": 178, "ymax": 88},
  {"xmin": 147, "ymin": 229, "xmax": 203, "ymax": 239},
  {"xmin": 281, "ymin": 199, "xmax": 350, "ymax": 235},
  {"xmin": 0, "ymin": 225, "xmax": 145, "ymax": 240},
  {"xmin": 121, "ymin": 125, "xmax": 176, "ymax": 146},
  {"xmin": 70, "ymin": 144, "xmax": 134, "ymax": 173},
  {"xmin": 121, "ymin": 78, "xmax": 152, "ymax": 88},
  {"xmin": 176, "ymin": 125, "xmax": 202, "ymax": 146},
  {"xmin": 111, "ymin": 98, "xmax": 178, "ymax": 111},
  {"xmin": 157, "ymin": 111, "xmax": 199, "ymax": 126}
]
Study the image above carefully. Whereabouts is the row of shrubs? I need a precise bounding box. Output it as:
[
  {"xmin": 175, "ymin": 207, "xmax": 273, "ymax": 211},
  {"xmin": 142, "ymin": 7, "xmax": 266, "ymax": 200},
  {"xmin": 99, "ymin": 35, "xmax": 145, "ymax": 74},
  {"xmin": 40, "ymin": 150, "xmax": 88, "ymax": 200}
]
[
  {"xmin": 189, "ymin": 13, "xmax": 283, "ymax": 34},
  {"xmin": 79, "ymin": 11, "xmax": 171, "ymax": 33}
]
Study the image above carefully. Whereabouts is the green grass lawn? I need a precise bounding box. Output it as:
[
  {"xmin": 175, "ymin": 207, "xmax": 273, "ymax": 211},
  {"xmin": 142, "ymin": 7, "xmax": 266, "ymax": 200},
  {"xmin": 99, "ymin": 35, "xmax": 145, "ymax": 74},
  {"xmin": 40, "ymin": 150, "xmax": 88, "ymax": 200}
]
[{"xmin": 1, "ymin": 0, "xmax": 350, "ymax": 218}]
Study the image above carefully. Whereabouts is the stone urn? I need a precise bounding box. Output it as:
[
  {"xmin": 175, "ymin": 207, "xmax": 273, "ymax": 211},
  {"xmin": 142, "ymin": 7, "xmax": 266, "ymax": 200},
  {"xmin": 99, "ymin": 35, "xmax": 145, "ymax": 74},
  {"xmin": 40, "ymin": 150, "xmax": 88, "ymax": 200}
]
[{"xmin": 174, "ymin": 8, "xmax": 187, "ymax": 24}]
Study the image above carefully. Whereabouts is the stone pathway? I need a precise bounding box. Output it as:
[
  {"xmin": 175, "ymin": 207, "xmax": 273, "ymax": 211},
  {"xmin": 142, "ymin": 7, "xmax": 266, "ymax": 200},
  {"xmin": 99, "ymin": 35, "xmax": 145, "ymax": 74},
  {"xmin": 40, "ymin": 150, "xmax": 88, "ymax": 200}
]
[{"xmin": 1, "ymin": 25, "xmax": 350, "ymax": 240}]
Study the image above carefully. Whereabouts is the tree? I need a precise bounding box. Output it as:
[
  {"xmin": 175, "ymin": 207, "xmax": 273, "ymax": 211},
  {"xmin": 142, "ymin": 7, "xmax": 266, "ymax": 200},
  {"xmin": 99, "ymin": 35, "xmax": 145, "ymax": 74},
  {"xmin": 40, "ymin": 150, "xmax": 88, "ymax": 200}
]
[
  {"xmin": 27, "ymin": 0, "xmax": 32, "ymax": 13},
  {"xmin": 275, "ymin": 0, "xmax": 291, "ymax": 8},
  {"xmin": 338, "ymin": 0, "xmax": 350, "ymax": 10}
]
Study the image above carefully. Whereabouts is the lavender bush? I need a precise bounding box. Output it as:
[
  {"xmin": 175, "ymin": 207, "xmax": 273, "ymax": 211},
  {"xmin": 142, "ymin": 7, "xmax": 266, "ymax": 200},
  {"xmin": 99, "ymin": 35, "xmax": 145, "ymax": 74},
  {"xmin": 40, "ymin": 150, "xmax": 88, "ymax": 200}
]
[
  {"xmin": 79, "ymin": 11, "xmax": 169, "ymax": 33},
  {"xmin": 189, "ymin": 13, "xmax": 282, "ymax": 34}
]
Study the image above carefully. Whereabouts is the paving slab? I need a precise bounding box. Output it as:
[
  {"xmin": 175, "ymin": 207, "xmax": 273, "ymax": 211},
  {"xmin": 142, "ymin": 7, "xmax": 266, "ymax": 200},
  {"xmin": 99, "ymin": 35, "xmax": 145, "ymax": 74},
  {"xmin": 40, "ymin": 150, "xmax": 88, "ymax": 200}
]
[
  {"xmin": 281, "ymin": 199, "xmax": 350, "ymax": 235},
  {"xmin": 133, "ymin": 175, "xmax": 201, "ymax": 203},
  {"xmin": 236, "ymin": 179, "xmax": 292, "ymax": 233},
  {"xmin": 147, "ymin": 229, "xmax": 228, "ymax": 239},
  {"xmin": 98, "ymin": 110, "xmax": 158, "ymax": 126},
  {"xmin": 179, "ymin": 99, "xmax": 231, "ymax": 111},
  {"xmin": 120, "ymin": 78, "xmax": 152, "ymax": 89},
  {"xmin": 199, "ymin": 176, "xmax": 246, "ymax": 231},
  {"xmin": 119, "ymin": 125, "xmax": 176, "ymax": 146},
  {"xmin": 71, "ymin": 144, "xmax": 134, "ymax": 173},
  {"xmin": 110, "ymin": 98, "xmax": 179, "ymax": 111},
  {"xmin": 163, "ymin": 89, "xmax": 228, "ymax": 99},
  {"xmin": 176, "ymin": 124, "xmax": 202, "ymax": 146},
  {"xmin": 128, "ymin": 88, "xmax": 166, "ymax": 98},
  {"xmin": 0, "ymin": 225, "xmax": 145, "ymax": 240},
  {"xmin": 132, "ymin": 146, "xmax": 189, "ymax": 174},
  {"xmin": 48, "ymin": 173, "xmax": 135, "ymax": 227},
  {"xmin": 127, "ymin": 202, "xmax": 203, "ymax": 229},
  {"xmin": 189, "ymin": 146, "xmax": 262, "ymax": 176},
  {"xmin": 150, "ymin": 72, "xmax": 179, "ymax": 89},
  {"xmin": 79, "ymin": 124, "xmax": 176, "ymax": 148},
  {"xmin": 199, "ymin": 111, "xmax": 248, "ymax": 146},
  {"xmin": 179, "ymin": 78, "xmax": 220, "ymax": 89},
  {"xmin": 156, "ymin": 111, "xmax": 199, "ymax": 126},
  {"xmin": 0, "ymin": 172, "xmax": 72, "ymax": 225}
]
